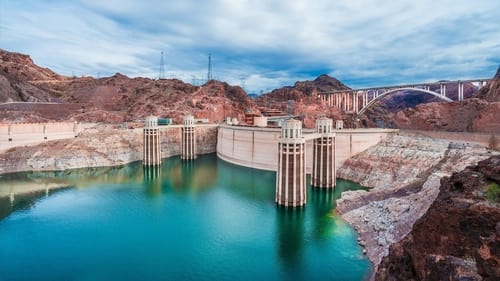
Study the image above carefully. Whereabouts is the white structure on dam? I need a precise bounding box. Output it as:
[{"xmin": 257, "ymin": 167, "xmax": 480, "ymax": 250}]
[
  {"xmin": 311, "ymin": 118, "xmax": 336, "ymax": 189},
  {"xmin": 276, "ymin": 119, "xmax": 306, "ymax": 207},
  {"xmin": 181, "ymin": 114, "xmax": 197, "ymax": 160},
  {"xmin": 143, "ymin": 116, "xmax": 161, "ymax": 166}
]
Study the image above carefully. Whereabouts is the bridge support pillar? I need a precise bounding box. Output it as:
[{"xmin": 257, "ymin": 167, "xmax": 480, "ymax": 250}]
[
  {"xmin": 458, "ymin": 82, "xmax": 464, "ymax": 101},
  {"xmin": 440, "ymin": 83, "xmax": 446, "ymax": 97},
  {"xmin": 143, "ymin": 116, "xmax": 161, "ymax": 166},
  {"xmin": 312, "ymin": 118, "xmax": 335, "ymax": 189},
  {"xmin": 276, "ymin": 119, "xmax": 306, "ymax": 207},
  {"xmin": 181, "ymin": 114, "xmax": 197, "ymax": 160}
]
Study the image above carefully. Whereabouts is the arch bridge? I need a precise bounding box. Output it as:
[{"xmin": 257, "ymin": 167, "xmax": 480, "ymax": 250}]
[{"xmin": 318, "ymin": 78, "xmax": 491, "ymax": 116}]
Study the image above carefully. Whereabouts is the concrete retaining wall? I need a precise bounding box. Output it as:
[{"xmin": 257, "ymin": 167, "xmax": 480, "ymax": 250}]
[{"xmin": 0, "ymin": 122, "xmax": 97, "ymax": 152}]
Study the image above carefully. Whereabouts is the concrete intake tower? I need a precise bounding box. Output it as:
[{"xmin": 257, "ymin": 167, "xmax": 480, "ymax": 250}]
[
  {"xmin": 181, "ymin": 114, "xmax": 196, "ymax": 160},
  {"xmin": 143, "ymin": 116, "xmax": 161, "ymax": 166},
  {"xmin": 311, "ymin": 118, "xmax": 336, "ymax": 188},
  {"xmin": 275, "ymin": 119, "xmax": 306, "ymax": 207}
]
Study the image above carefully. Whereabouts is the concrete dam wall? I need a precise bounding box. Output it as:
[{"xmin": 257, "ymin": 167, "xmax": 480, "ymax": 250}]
[{"xmin": 216, "ymin": 124, "xmax": 399, "ymax": 173}]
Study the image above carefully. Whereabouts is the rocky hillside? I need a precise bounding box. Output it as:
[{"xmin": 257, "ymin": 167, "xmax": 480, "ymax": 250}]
[
  {"xmin": 362, "ymin": 69, "xmax": 500, "ymax": 133},
  {"xmin": 255, "ymin": 74, "xmax": 352, "ymax": 128},
  {"xmin": 475, "ymin": 66, "xmax": 500, "ymax": 102},
  {"xmin": 336, "ymin": 133, "xmax": 498, "ymax": 279},
  {"xmin": 0, "ymin": 50, "xmax": 64, "ymax": 103},
  {"xmin": 0, "ymin": 49, "xmax": 257, "ymax": 123},
  {"xmin": 376, "ymin": 155, "xmax": 500, "ymax": 281}
]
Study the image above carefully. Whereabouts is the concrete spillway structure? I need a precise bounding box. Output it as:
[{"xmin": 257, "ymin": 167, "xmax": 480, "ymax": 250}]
[
  {"xmin": 311, "ymin": 118, "xmax": 336, "ymax": 188},
  {"xmin": 181, "ymin": 114, "xmax": 196, "ymax": 160},
  {"xmin": 143, "ymin": 116, "xmax": 161, "ymax": 166},
  {"xmin": 276, "ymin": 119, "xmax": 306, "ymax": 207}
]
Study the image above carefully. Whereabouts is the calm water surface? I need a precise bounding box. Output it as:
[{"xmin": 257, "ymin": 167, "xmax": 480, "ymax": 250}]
[{"xmin": 0, "ymin": 154, "xmax": 371, "ymax": 281}]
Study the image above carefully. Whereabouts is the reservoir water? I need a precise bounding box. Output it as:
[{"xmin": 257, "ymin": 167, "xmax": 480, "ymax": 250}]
[{"xmin": 0, "ymin": 154, "xmax": 371, "ymax": 281}]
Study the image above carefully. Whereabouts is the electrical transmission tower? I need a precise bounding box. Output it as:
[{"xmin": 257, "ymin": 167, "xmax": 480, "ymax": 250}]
[
  {"xmin": 207, "ymin": 53, "xmax": 213, "ymax": 82},
  {"xmin": 159, "ymin": 51, "xmax": 165, "ymax": 79},
  {"xmin": 239, "ymin": 75, "xmax": 246, "ymax": 91}
]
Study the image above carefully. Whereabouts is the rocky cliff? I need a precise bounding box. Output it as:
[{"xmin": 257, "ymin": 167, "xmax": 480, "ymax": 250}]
[
  {"xmin": 336, "ymin": 133, "xmax": 498, "ymax": 279},
  {"xmin": 375, "ymin": 155, "xmax": 500, "ymax": 281},
  {"xmin": 0, "ymin": 125, "xmax": 218, "ymax": 174}
]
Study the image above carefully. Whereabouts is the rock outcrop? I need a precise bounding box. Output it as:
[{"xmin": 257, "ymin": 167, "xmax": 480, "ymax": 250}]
[
  {"xmin": 336, "ymin": 133, "xmax": 498, "ymax": 279},
  {"xmin": 375, "ymin": 156, "xmax": 500, "ymax": 281}
]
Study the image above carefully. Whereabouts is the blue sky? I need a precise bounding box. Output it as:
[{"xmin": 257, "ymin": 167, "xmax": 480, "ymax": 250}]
[{"xmin": 1, "ymin": 0, "xmax": 499, "ymax": 94}]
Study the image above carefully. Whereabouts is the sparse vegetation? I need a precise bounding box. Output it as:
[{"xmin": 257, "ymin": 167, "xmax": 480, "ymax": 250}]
[
  {"xmin": 488, "ymin": 135, "xmax": 498, "ymax": 150},
  {"xmin": 486, "ymin": 183, "xmax": 500, "ymax": 203}
]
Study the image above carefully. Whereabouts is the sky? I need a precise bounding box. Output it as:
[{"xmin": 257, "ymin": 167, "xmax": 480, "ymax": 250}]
[{"xmin": 1, "ymin": 0, "xmax": 499, "ymax": 94}]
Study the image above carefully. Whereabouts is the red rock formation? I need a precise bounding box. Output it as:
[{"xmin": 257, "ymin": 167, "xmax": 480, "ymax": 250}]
[
  {"xmin": 0, "ymin": 49, "xmax": 257, "ymax": 123},
  {"xmin": 375, "ymin": 156, "xmax": 500, "ymax": 281}
]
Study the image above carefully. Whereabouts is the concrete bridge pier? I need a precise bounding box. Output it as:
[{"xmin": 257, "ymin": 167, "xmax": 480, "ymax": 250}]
[
  {"xmin": 311, "ymin": 118, "xmax": 336, "ymax": 189},
  {"xmin": 181, "ymin": 114, "xmax": 196, "ymax": 160},
  {"xmin": 440, "ymin": 83, "xmax": 447, "ymax": 97},
  {"xmin": 458, "ymin": 82, "xmax": 464, "ymax": 101},
  {"xmin": 276, "ymin": 119, "xmax": 306, "ymax": 207},
  {"xmin": 143, "ymin": 116, "xmax": 161, "ymax": 166}
]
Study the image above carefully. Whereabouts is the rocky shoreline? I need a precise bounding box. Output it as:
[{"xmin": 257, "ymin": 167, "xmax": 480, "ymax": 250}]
[
  {"xmin": 336, "ymin": 132, "xmax": 499, "ymax": 280},
  {"xmin": 375, "ymin": 155, "xmax": 500, "ymax": 280}
]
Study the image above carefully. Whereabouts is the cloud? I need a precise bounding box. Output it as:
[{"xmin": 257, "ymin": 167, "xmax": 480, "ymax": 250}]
[{"xmin": 0, "ymin": 0, "xmax": 499, "ymax": 93}]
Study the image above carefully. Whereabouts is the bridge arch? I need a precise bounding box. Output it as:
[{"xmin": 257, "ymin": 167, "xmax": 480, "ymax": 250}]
[{"xmin": 356, "ymin": 87, "xmax": 452, "ymax": 117}]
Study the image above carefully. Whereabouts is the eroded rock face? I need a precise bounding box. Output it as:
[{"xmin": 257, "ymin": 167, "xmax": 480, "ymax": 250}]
[
  {"xmin": 336, "ymin": 133, "xmax": 498, "ymax": 280},
  {"xmin": 375, "ymin": 155, "xmax": 500, "ymax": 281}
]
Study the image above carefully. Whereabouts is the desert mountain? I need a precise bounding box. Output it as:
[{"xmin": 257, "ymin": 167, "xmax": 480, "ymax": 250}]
[{"xmin": 0, "ymin": 49, "xmax": 256, "ymax": 123}]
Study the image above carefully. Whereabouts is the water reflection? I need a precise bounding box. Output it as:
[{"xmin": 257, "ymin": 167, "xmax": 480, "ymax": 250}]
[
  {"xmin": 309, "ymin": 188, "xmax": 336, "ymax": 241},
  {"xmin": 159, "ymin": 155, "xmax": 218, "ymax": 195},
  {"xmin": 216, "ymin": 158, "xmax": 276, "ymax": 202},
  {"xmin": 276, "ymin": 207, "xmax": 306, "ymax": 268},
  {"xmin": 0, "ymin": 154, "xmax": 371, "ymax": 280},
  {"xmin": 143, "ymin": 165, "xmax": 162, "ymax": 196}
]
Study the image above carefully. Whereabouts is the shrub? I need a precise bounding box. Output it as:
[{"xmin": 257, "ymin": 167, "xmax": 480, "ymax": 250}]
[
  {"xmin": 486, "ymin": 183, "xmax": 500, "ymax": 203},
  {"xmin": 488, "ymin": 135, "xmax": 498, "ymax": 150}
]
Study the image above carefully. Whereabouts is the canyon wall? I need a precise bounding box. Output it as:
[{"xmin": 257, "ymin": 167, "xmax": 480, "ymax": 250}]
[
  {"xmin": 0, "ymin": 124, "xmax": 218, "ymax": 174},
  {"xmin": 336, "ymin": 133, "xmax": 498, "ymax": 279}
]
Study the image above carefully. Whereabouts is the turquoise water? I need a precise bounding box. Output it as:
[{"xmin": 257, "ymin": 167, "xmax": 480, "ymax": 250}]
[{"xmin": 0, "ymin": 154, "xmax": 371, "ymax": 281}]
